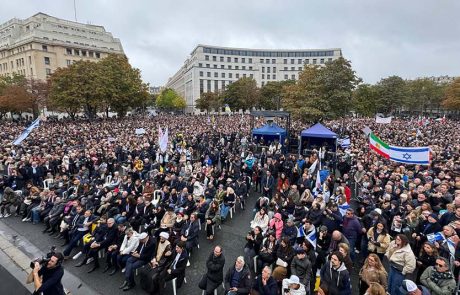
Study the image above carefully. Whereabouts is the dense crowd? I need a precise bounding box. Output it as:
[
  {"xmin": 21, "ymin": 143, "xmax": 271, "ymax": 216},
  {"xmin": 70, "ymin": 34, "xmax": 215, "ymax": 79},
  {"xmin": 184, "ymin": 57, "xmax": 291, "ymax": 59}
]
[{"xmin": 0, "ymin": 114, "xmax": 459, "ymax": 295}]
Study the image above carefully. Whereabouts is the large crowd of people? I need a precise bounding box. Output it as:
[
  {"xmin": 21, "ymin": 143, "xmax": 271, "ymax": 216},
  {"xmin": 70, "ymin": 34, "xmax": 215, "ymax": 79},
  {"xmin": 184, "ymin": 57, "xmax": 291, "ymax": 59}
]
[{"xmin": 0, "ymin": 113, "xmax": 459, "ymax": 295}]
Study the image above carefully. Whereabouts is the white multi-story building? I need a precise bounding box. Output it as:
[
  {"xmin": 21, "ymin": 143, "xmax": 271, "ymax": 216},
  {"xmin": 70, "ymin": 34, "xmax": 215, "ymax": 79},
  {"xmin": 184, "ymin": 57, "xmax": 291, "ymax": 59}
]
[
  {"xmin": 426, "ymin": 75, "xmax": 457, "ymax": 84},
  {"xmin": 166, "ymin": 44, "xmax": 342, "ymax": 113},
  {"xmin": 0, "ymin": 12, "xmax": 124, "ymax": 80}
]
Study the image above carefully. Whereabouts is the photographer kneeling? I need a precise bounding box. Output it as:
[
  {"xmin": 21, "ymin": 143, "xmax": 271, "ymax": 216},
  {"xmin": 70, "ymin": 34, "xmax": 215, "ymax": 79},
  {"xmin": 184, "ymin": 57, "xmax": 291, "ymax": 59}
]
[{"xmin": 27, "ymin": 252, "xmax": 66, "ymax": 295}]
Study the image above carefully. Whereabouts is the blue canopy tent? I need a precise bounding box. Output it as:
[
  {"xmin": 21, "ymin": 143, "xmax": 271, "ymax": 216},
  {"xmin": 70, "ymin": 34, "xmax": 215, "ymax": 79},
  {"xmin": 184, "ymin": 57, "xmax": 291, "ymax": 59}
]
[
  {"xmin": 252, "ymin": 123, "xmax": 287, "ymax": 145},
  {"xmin": 300, "ymin": 123, "xmax": 338, "ymax": 154}
]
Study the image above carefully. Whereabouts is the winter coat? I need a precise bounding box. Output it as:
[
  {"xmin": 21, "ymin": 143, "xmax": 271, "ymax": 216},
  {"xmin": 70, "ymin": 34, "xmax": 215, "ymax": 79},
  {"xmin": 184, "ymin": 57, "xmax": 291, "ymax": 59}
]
[
  {"xmin": 251, "ymin": 275, "xmax": 278, "ymax": 295},
  {"xmin": 342, "ymin": 216, "xmax": 362, "ymax": 240},
  {"xmin": 281, "ymin": 278, "xmax": 307, "ymax": 295},
  {"xmin": 366, "ymin": 228, "xmax": 391, "ymax": 254},
  {"xmin": 224, "ymin": 264, "xmax": 252, "ymax": 294},
  {"xmin": 320, "ymin": 261, "xmax": 351, "ymax": 295},
  {"xmin": 269, "ymin": 213, "xmax": 284, "ymax": 239},
  {"xmin": 120, "ymin": 232, "xmax": 140, "ymax": 255},
  {"xmin": 420, "ymin": 266, "xmax": 457, "ymax": 295},
  {"xmin": 291, "ymin": 256, "xmax": 312, "ymax": 287},
  {"xmin": 385, "ymin": 241, "xmax": 416, "ymax": 275},
  {"xmin": 205, "ymin": 253, "xmax": 226, "ymax": 284}
]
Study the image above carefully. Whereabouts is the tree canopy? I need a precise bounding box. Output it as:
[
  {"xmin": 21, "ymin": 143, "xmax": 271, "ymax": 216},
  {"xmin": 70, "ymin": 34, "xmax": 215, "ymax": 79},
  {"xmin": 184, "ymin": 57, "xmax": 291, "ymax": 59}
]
[{"xmin": 155, "ymin": 88, "xmax": 186, "ymax": 111}]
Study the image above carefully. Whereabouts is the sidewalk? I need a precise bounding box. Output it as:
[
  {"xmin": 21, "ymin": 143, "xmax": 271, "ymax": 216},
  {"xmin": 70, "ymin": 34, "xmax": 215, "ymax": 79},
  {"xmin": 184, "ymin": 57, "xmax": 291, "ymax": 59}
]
[{"xmin": 0, "ymin": 220, "xmax": 100, "ymax": 295}]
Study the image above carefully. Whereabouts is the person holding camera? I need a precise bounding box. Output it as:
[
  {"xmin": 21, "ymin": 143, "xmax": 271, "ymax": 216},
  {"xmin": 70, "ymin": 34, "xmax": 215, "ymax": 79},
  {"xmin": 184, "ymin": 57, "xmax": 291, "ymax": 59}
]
[
  {"xmin": 281, "ymin": 275, "xmax": 306, "ymax": 295},
  {"xmin": 27, "ymin": 252, "xmax": 66, "ymax": 295}
]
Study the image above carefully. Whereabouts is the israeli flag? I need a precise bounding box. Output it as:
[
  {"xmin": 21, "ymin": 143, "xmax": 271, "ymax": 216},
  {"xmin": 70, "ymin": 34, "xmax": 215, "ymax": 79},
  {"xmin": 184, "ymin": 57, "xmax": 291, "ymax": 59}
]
[
  {"xmin": 338, "ymin": 137, "xmax": 351, "ymax": 149},
  {"xmin": 13, "ymin": 118, "xmax": 40, "ymax": 145},
  {"xmin": 306, "ymin": 229, "xmax": 317, "ymax": 249},
  {"xmin": 338, "ymin": 202, "xmax": 350, "ymax": 216}
]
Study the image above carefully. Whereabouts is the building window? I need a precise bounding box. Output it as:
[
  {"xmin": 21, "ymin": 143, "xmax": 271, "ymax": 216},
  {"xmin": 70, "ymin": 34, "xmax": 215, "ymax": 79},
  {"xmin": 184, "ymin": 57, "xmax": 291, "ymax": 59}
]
[
  {"xmin": 227, "ymin": 57, "xmax": 231, "ymax": 62},
  {"xmin": 205, "ymin": 55, "xmax": 209, "ymax": 61},
  {"xmin": 249, "ymin": 66, "xmax": 253, "ymax": 70},
  {"xmin": 89, "ymin": 51, "xmax": 94, "ymax": 57},
  {"xmin": 273, "ymin": 67, "xmax": 276, "ymax": 72},
  {"xmin": 220, "ymin": 65, "xmax": 224, "ymax": 69},
  {"xmin": 262, "ymin": 74, "xmax": 265, "ymax": 79},
  {"xmin": 214, "ymin": 80, "xmax": 218, "ymax": 91},
  {"xmin": 28, "ymin": 56, "xmax": 32, "ymax": 65},
  {"xmin": 291, "ymin": 74, "xmax": 295, "ymax": 79},
  {"xmin": 236, "ymin": 73, "xmax": 240, "ymax": 79},
  {"xmin": 212, "ymin": 56, "xmax": 216, "ymax": 61},
  {"xmin": 74, "ymin": 49, "xmax": 80, "ymax": 56},
  {"xmin": 298, "ymin": 59, "xmax": 302, "ymax": 64},
  {"xmin": 320, "ymin": 58, "xmax": 325, "ymax": 64},
  {"xmin": 213, "ymin": 64, "xmax": 217, "ymax": 69},
  {"xmin": 46, "ymin": 68, "xmax": 52, "ymax": 75},
  {"xmin": 207, "ymin": 80, "xmax": 211, "ymax": 92},
  {"xmin": 214, "ymin": 72, "xmax": 218, "ymax": 78},
  {"xmin": 291, "ymin": 67, "xmax": 295, "ymax": 71},
  {"xmin": 328, "ymin": 58, "xmax": 333, "ymax": 62},
  {"xmin": 242, "ymin": 66, "xmax": 246, "ymax": 70},
  {"xmin": 298, "ymin": 67, "xmax": 302, "ymax": 71},
  {"xmin": 42, "ymin": 45, "xmax": 48, "ymax": 52},
  {"xmin": 221, "ymin": 80, "xmax": 226, "ymax": 89},
  {"xmin": 313, "ymin": 59, "xmax": 317, "ymax": 64},
  {"xmin": 284, "ymin": 67, "xmax": 288, "ymax": 71},
  {"xmin": 81, "ymin": 50, "xmax": 87, "ymax": 57},
  {"xmin": 228, "ymin": 65, "xmax": 232, "ymax": 69},
  {"xmin": 291, "ymin": 59, "xmax": 294, "ymax": 64},
  {"xmin": 261, "ymin": 81, "xmax": 265, "ymax": 86},
  {"xmin": 206, "ymin": 64, "xmax": 210, "ymax": 68},
  {"xmin": 305, "ymin": 59, "xmax": 309, "ymax": 64},
  {"xmin": 272, "ymin": 74, "xmax": 276, "ymax": 79},
  {"xmin": 262, "ymin": 67, "xmax": 265, "ymax": 73},
  {"xmin": 250, "ymin": 74, "xmax": 253, "ymax": 78},
  {"xmin": 44, "ymin": 57, "xmax": 50, "ymax": 65},
  {"xmin": 243, "ymin": 74, "xmax": 247, "ymax": 78},
  {"xmin": 267, "ymin": 67, "xmax": 271, "ymax": 73},
  {"xmin": 199, "ymin": 71, "xmax": 203, "ymax": 77},
  {"xmin": 234, "ymin": 57, "xmax": 238, "ymax": 63},
  {"xmin": 249, "ymin": 58, "xmax": 252, "ymax": 63},
  {"xmin": 272, "ymin": 59, "xmax": 276, "ymax": 64},
  {"xmin": 235, "ymin": 66, "xmax": 239, "ymax": 70},
  {"xmin": 200, "ymin": 79, "xmax": 204, "ymax": 94},
  {"xmin": 267, "ymin": 75, "xmax": 270, "ymax": 80},
  {"xmin": 207, "ymin": 72, "xmax": 211, "ymax": 77},
  {"xmin": 220, "ymin": 56, "xmax": 224, "ymax": 62},
  {"xmin": 66, "ymin": 60, "xmax": 72, "ymax": 66},
  {"xmin": 95, "ymin": 52, "xmax": 100, "ymax": 58},
  {"xmin": 221, "ymin": 73, "xmax": 225, "ymax": 78},
  {"xmin": 198, "ymin": 63, "xmax": 202, "ymax": 67},
  {"xmin": 229, "ymin": 73, "xmax": 232, "ymax": 78},
  {"xmin": 260, "ymin": 59, "xmax": 264, "ymax": 63},
  {"xmin": 242, "ymin": 58, "xmax": 245, "ymax": 63}
]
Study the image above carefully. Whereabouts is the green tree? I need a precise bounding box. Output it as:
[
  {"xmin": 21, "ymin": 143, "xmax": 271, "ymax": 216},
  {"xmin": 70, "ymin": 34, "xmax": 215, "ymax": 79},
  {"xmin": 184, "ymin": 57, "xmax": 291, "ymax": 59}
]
[
  {"xmin": 442, "ymin": 77, "xmax": 460, "ymax": 111},
  {"xmin": 374, "ymin": 76, "xmax": 408, "ymax": 114},
  {"xmin": 155, "ymin": 88, "xmax": 186, "ymax": 111},
  {"xmin": 195, "ymin": 91, "xmax": 222, "ymax": 112},
  {"xmin": 221, "ymin": 77, "xmax": 259, "ymax": 110},
  {"xmin": 260, "ymin": 80, "xmax": 294, "ymax": 110},
  {"xmin": 319, "ymin": 57, "xmax": 361, "ymax": 117},
  {"xmin": 282, "ymin": 65, "xmax": 328, "ymax": 122},
  {"xmin": 352, "ymin": 84, "xmax": 378, "ymax": 116},
  {"xmin": 48, "ymin": 60, "xmax": 102, "ymax": 119},
  {"xmin": 406, "ymin": 78, "xmax": 446, "ymax": 114},
  {"xmin": 98, "ymin": 54, "xmax": 150, "ymax": 117}
]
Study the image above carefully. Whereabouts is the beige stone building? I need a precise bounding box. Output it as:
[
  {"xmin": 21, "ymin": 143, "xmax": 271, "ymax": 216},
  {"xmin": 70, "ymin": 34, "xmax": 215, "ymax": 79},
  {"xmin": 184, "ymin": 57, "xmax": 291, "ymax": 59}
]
[
  {"xmin": 0, "ymin": 12, "xmax": 124, "ymax": 80},
  {"xmin": 166, "ymin": 44, "xmax": 342, "ymax": 113}
]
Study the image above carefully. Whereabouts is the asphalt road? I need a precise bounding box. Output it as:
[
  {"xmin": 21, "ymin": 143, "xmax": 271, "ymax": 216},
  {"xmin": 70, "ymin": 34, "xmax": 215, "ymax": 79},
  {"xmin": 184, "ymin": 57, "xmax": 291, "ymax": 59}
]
[
  {"xmin": 0, "ymin": 193, "xmax": 256, "ymax": 295},
  {"xmin": 0, "ymin": 264, "xmax": 31, "ymax": 295}
]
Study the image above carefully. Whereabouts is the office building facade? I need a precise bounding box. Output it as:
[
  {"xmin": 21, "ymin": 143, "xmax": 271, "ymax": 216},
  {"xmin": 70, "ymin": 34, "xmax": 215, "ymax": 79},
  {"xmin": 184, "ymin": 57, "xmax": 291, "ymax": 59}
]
[
  {"xmin": 167, "ymin": 44, "xmax": 342, "ymax": 113},
  {"xmin": 0, "ymin": 13, "xmax": 124, "ymax": 80}
]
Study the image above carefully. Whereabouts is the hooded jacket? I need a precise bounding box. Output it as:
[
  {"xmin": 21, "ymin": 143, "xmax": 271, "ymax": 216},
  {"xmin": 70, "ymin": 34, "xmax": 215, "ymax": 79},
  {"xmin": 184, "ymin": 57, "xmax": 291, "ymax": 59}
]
[{"xmin": 320, "ymin": 261, "xmax": 351, "ymax": 295}]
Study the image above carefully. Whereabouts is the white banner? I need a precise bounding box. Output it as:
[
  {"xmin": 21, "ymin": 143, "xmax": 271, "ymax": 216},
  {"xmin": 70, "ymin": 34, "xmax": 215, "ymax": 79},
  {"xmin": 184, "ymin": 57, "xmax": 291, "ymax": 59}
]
[{"xmin": 375, "ymin": 115, "xmax": 392, "ymax": 124}]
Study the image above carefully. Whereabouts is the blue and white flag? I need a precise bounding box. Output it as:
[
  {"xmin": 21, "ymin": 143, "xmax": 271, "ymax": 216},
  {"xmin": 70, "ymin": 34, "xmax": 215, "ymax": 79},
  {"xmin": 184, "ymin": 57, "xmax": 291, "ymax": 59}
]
[
  {"xmin": 389, "ymin": 146, "xmax": 430, "ymax": 165},
  {"xmin": 338, "ymin": 202, "xmax": 350, "ymax": 216},
  {"xmin": 13, "ymin": 118, "xmax": 40, "ymax": 145},
  {"xmin": 427, "ymin": 232, "xmax": 444, "ymax": 244},
  {"xmin": 306, "ymin": 229, "xmax": 317, "ymax": 249},
  {"xmin": 338, "ymin": 137, "xmax": 350, "ymax": 149}
]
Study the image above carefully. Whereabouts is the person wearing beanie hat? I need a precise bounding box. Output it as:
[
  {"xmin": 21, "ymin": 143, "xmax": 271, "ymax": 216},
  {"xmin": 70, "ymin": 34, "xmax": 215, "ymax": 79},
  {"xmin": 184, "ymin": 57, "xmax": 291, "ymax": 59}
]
[{"xmin": 319, "ymin": 251, "xmax": 351, "ymax": 295}]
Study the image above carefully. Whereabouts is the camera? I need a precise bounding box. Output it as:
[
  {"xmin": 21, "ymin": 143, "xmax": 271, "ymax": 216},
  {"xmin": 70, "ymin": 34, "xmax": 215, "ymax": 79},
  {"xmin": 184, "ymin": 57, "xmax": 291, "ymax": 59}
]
[{"xmin": 30, "ymin": 246, "xmax": 56, "ymax": 268}]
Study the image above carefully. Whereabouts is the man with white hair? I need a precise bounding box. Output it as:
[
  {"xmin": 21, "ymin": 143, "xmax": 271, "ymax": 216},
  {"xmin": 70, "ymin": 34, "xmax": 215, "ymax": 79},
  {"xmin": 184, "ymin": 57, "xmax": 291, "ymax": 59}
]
[{"xmin": 224, "ymin": 256, "xmax": 252, "ymax": 295}]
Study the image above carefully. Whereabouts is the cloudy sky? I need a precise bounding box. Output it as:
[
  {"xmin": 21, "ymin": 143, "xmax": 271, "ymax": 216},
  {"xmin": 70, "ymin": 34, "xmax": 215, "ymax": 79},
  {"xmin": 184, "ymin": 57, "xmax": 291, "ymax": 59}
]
[{"xmin": 1, "ymin": 1, "xmax": 459, "ymax": 86}]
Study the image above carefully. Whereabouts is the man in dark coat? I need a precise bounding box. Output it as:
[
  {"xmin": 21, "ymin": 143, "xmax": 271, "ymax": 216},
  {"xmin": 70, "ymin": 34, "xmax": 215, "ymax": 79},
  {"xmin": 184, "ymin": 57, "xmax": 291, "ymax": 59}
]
[
  {"xmin": 251, "ymin": 266, "xmax": 278, "ymax": 295},
  {"xmin": 199, "ymin": 245, "xmax": 226, "ymax": 295},
  {"xmin": 224, "ymin": 256, "xmax": 252, "ymax": 295}
]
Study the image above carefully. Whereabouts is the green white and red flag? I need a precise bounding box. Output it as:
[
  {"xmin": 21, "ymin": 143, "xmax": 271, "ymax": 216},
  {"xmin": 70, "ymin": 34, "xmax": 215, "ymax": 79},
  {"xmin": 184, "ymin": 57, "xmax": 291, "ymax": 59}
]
[{"xmin": 369, "ymin": 132, "xmax": 390, "ymax": 159}]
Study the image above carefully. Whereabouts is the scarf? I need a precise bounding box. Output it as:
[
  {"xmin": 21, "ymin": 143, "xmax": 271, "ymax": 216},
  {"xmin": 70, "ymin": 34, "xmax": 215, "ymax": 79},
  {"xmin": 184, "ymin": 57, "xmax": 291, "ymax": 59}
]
[{"xmin": 430, "ymin": 269, "xmax": 454, "ymax": 284}]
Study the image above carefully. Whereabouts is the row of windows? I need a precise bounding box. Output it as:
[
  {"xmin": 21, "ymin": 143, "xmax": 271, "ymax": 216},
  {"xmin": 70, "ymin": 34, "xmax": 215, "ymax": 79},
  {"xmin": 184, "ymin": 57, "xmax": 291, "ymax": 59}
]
[
  {"xmin": 198, "ymin": 63, "xmax": 254, "ymax": 71},
  {"xmin": 198, "ymin": 75, "xmax": 298, "ymax": 94},
  {"xmin": 203, "ymin": 47, "xmax": 336, "ymax": 57},
  {"xmin": 199, "ymin": 72, "xmax": 254, "ymax": 79},
  {"xmin": 65, "ymin": 48, "xmax": 100, "ymax": 58},
  {"xmin": 202, "ymin": 57, "xmax": 332, "ymax": 65}
]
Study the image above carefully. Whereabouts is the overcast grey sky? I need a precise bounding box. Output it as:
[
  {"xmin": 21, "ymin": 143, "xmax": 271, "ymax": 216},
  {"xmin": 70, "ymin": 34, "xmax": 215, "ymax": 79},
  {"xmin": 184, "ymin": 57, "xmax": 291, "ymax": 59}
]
[{"xmin": 1, "ymin": 1, "xmax": 459, "ymax": 86}]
